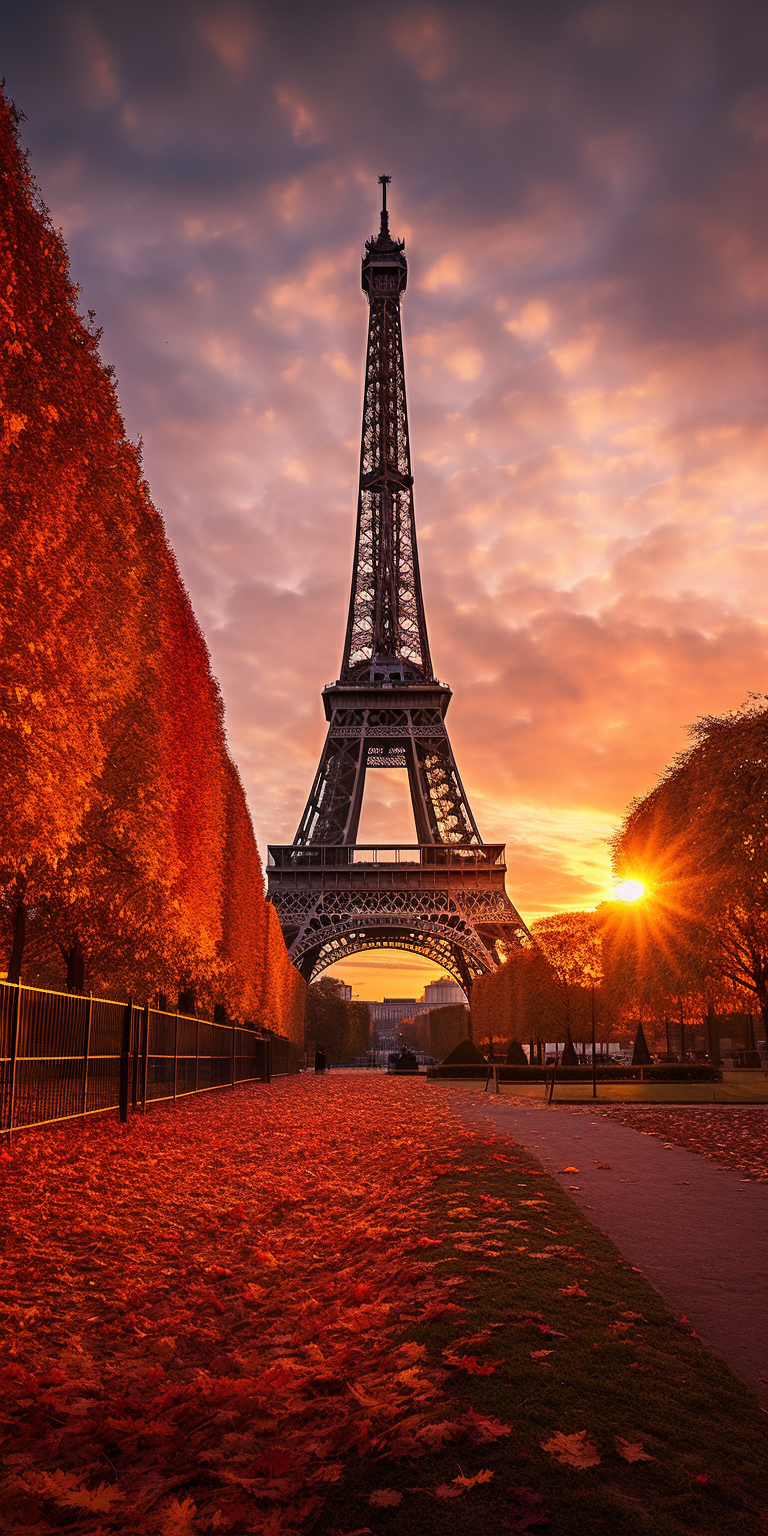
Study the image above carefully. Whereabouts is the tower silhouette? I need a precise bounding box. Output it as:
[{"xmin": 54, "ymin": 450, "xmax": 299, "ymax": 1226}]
[{"xmin": 268, "ymin": 181, "xmax": 529, "ymax": 989}]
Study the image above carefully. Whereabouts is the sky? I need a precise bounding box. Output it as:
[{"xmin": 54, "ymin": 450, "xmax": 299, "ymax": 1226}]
[{"xmin": 4, "ymin": 0, "xmax": 768, "ymax": 999}]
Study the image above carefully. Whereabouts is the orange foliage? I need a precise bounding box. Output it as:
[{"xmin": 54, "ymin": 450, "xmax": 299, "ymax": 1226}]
[{"xmin": 0, "ymin": 88, "xmax": 304, "ymax": 1034}]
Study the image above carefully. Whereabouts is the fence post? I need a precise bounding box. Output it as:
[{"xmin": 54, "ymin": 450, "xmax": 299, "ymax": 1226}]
[
  {"xmin": 131, "ymin": 1004, "xmax": 139, "ymax": 1108},
  {"xmin": 82, "ymin": 993, "xmax": 93, "ymax": 1119},
  {"xmin": 142, "ymin": 1002, "xmax": 150, "ymax": 1114},
  {"xmin": 231, "ymin": 1024, "xmax": 236, "ymax": 1090},
  {"xmin": 195, "ymin": 1017, "xmax": 200, "ymax": 1094},
  {"xmin": 6, "ymin": 984, "xmax": 21, "ymax": 1145},
  {"xmin": 119, "ymin": 997, "xmax": 133, "ymax": 1124},
  {"xmin": 173, "ymin": 1011, "xmax": 178, "ymax": 1102},
  {"xmin": 267, "ymin": 1033, "xmax": 273, "ymax": 1085}
]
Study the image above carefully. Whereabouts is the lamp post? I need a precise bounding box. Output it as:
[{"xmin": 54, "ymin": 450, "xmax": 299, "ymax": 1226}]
[{"xmin": 591, "ymin": 981, "xmax": 597, "ymax": 1100}]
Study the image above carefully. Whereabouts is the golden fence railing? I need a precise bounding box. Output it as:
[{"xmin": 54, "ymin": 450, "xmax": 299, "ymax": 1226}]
[{"xmin": 0, "ymin": 981, "xmax": 298, "ymax": 1142}]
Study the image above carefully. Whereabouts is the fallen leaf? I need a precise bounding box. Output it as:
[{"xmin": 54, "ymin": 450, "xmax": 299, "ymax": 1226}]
[
  {"xmin": 160, "ymin": 1496, "xmax": 199, "ymax": 1536},
  {"xmin": 541, "ymin": 1431, "xmax": 601, "ymax": 1469},
  {"xmin": 26, "ymin": 1470, "xmax": 124, "ymax": 1512},
  {"xmin": 615, "ymin": 1437, "xmax": 653, "ymax": 1464},
  {"xmin": 461, "ymin": 1407, "xmax": 511, "ymax": 1442},
  {"xmin": 369, "ymin": 1488, "xmax": 402, "ymax": 1507},
  {"xmin": 454, "ymin": 1469, "xmax": 494, "ymax": 1489},
  {"xmin": 530, "ymin": 1350, "xmax": 553, "ymax": 1360},
  {"xmin": 560, "ymin": 1167, "xmax": 580, "ymax": 1174}
]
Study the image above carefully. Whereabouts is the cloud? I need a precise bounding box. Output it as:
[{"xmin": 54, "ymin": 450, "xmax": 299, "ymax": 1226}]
[{"xmin": 4, "ymin": 0, "xmax": 768, "ymax": 992}]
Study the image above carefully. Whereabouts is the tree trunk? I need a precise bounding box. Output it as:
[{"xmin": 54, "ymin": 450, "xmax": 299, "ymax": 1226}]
[
  {"xmin": 64, "ymin": 940, "xmax": 85, "ymax": 995},
  {"xmin": 7, "ymin": 895, "xmax": 27, "ymax": 984}
]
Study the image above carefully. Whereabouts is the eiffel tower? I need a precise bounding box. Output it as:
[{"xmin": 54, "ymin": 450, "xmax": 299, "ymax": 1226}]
[{"xmin": 267, "ymin": 179, "xmax": 529, "ymax": 991}]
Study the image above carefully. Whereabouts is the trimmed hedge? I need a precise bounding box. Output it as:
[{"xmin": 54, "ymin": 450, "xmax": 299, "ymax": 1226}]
[{"xmin": 426, "ymin": 1064, "xmax": 723, "ymax": 1083}]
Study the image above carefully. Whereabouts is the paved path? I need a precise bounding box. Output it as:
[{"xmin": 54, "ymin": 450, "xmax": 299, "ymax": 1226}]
[{"xmin": 459, "ymin": 1096, "xmax": 768, "ymax": 1403}]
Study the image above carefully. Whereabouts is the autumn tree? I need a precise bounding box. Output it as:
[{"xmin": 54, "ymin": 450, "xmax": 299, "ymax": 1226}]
[
  {"xmin": 304, "ymin": 978, "xmax": 368, "ymax": 1061},
  {"xmin": 0, "ymin": 88, "xmax": 305, "ymax": 1040},
  {"xmin": 531, "ymin": 911, "xmax": 616, "ymax": 1050},
  {"xmin": 611, "ymin": 698, "xmax": 768, "ymax": 1033}
]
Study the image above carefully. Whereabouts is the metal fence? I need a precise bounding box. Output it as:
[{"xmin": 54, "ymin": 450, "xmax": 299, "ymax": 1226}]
[{"xmin": 0, "ymin": 981, "xmax": 298, "ymax": 1141}]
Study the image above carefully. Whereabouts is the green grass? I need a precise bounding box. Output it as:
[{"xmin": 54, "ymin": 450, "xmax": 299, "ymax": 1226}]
[{"xmin": 318, "ymin": 1136, "xmax": 768, "ymax": 1535}]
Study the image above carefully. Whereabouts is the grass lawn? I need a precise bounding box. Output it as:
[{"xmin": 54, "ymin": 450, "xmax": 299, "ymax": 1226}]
[{"xmin": 1, "ymin": 1075, "xmax": 765, "ymax": 1536}]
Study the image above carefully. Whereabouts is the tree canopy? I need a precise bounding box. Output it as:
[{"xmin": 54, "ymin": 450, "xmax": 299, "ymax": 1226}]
[
  {"xmin": 0, "ymin": 89, "xmax": 304, "ymax": 1043},
  {"xmin": 611, "ymin": 698, "xmax": 768, "ymax": 1029}
]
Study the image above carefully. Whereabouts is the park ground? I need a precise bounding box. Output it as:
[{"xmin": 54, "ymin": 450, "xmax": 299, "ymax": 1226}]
[{"xmin": 2, "ymin": 1076, "xmax": 767, "ymax": 1536}]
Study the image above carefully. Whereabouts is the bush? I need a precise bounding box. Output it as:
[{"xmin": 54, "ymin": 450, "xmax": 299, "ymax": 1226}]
[{"xmin": 426, "ymin": 1063, "xmax": 722, "ymax": 1082}]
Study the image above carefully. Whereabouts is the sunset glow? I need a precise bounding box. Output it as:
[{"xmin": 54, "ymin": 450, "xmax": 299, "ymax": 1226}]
[{"xmin": 5, "ymin": 5, "xmax": 768, "ymax": 995}]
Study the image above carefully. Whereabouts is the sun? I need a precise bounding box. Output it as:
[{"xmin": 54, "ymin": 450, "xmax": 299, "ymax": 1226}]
[{"xmin": 613, "ymin": 879, "xmax": 645, "ymax": 902}]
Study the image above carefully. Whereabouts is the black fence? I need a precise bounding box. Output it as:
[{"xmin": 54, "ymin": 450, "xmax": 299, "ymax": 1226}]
[{"xmin": 0, "ymin": 981, "xmax": 299, "ymax": 1141}]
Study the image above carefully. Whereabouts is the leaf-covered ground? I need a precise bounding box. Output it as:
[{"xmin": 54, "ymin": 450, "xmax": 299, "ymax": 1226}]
[
  {"xmin": 1, "ymin": 1076, "xmax": 766, "ymax": 1536},
  {"xmin": 580, "ymin": 1104, "xmax": 768, "ymax": 1181}
]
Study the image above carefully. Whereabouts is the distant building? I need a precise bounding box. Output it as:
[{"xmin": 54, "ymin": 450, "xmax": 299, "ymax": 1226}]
[
  {"xmin": 326, "ymin": 977, "xmax": 352, "ymax": 1001},
  {"xmin": 422, "ymin": 979, "xmax": 467, "ymax": 1008},
  {"xmin": 370, "ymin": 998, "xmax": 418, "ymax": 1026}
]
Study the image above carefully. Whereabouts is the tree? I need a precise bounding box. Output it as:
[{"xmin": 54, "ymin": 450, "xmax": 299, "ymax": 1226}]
[
  {"xmin": 531, "ymin": 912, "xmax": 607, "ymax": 1049},
  {"xmin": 0, "ymin": 87, "xmax": 306, "ymax": 1043},
  {"xmin": 303, "ymin": 979, "xmax": 367, "ymax": 1061},
  {"xmin": 611, "ymin": 698, "xmax": 768, "ymax": 1033},
  {"xmin": 428, "ymin": 1004, "xmax": 470, "ymax": 1061}
]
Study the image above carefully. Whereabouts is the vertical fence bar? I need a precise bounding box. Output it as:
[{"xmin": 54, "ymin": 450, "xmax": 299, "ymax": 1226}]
[
  {"xmin": 173, "ymin": 1011, "xmax": 178, "ymax": 1102},
  {"xmin": 82, "ymin": 993, "xmax": 93, "ymax": 1119},
  {"xmin": 142, "ymin": 1002, "xmax": 150, "ymax": 1113},
  {"xmin": 119, "ymin": 998, "xmax": 133, "ymax": 1124},
  {"xmin": 267, "ymin": 1033, "xmax": 272, "ymax": 1085},
  {"xmin": 131, "ymin": 1004, "xmax": 139, "ymax": 1108},
  {"xmin": 231, "ymin": 1024, "xmax": 236, "ymax": 1089},
  {"xmin": 195, "ymin": 1017, "xmax": 200, "ymax": 1094}
]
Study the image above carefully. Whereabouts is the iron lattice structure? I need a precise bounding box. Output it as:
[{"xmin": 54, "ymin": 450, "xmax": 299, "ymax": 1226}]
[{"xmin": 268, "ymin": 179, "xmax": 529, "ymax": 988}]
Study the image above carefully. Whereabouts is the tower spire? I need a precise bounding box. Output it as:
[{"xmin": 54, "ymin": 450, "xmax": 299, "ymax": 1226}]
[
  {"xmin": 379, "ymin": 173, "xmax": 391, "ymax": 235},
  {"xmin": 342, "ymin": 178, "xmax": 431, "ymax": 684}
]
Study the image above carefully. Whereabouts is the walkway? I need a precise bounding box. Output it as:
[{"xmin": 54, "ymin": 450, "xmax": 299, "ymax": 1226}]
[{"xmin": 459, "ymin": 1095, "xmax": 768, "ymax": 1403}]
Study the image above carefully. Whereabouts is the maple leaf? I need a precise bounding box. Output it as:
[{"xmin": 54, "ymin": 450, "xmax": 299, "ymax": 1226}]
[
  {"xmin": 396, "ymin": 1341, "xmax": 428, "ymax": 1364},
  {"xmin": 615, "ymin": 1437, "xmax": 653, "ymax": 1463},
  {"xmin": 542, "ymin": 1431, "xmax": 601, "ymax": 1469},
  {"xmin": 369, "ymin": 1488, "xmax": 402, "ymax": 1507},
  {"xmin": 462, "ymin": 1408, "xmax": 511, "ymax": 1443},
  {"xmin": 443, "ymin": 1352, "xmax": 496, "ymax": 1375},
  {"xmin": 27, "ymin": 1469, "xmax": 124, "ymax": 1511},
  {"xmin": 454, "ymin": 1469, "xmax": 494, "ymax": 1489},
  {"xmin": 160, "ymin": 1496, "xmax": 199, "ymax": 1536}
]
